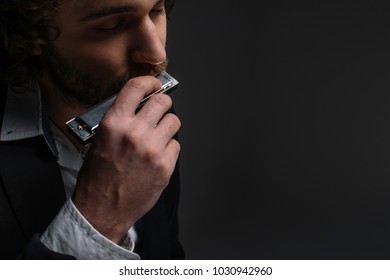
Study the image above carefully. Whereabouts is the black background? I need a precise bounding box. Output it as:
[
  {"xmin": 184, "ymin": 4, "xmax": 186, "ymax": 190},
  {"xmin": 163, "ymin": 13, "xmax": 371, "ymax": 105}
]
[{"xmin": 166, "ymin": 1, "xmax": 390, "ymax": 259}]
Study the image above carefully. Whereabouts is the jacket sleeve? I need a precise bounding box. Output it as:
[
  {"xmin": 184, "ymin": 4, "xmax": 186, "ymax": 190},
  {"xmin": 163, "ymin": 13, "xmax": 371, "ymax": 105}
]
[{"xmin": 18, "ymin": 234, "xmax": 76, "ymax": 260}]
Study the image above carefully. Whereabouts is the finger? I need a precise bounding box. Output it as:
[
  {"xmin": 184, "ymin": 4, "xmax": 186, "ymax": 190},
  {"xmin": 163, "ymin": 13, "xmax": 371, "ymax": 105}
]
[
  {"xmin": 163, "ymin": 138, "xmax": 181, "ymax": 171},
  {"xmin": 136, "ymin": 93, "xmax": 173, "ymax": 127},
  {"xmin": 107, "ymin": 76, "xmax": 162, "ymax": 118},
  {"xmin": 154, "ymin": 113, "xmax": 181, "ymax": 145}
]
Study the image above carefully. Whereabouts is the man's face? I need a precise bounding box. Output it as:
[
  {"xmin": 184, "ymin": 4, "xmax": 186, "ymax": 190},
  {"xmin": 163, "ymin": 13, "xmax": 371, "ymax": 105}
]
[{"xmin": 42, "ymin": 0, "xmax": 168, "ymax": 107}]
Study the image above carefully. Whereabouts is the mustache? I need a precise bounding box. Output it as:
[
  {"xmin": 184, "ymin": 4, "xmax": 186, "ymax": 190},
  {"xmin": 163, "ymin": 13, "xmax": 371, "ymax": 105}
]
[
  {"xmin": 117, "ymin": 61, "xmax": 168, "ymax": 86},
  {"xmin": 108, "ymin": 61, "xmax": 168, "ymax": 97}
]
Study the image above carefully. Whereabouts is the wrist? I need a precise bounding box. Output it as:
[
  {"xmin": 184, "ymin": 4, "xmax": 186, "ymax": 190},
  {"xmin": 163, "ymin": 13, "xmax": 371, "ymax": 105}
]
[{"xmin": 71, "ymin": 196, "xmax": 132, "ymax": 244}]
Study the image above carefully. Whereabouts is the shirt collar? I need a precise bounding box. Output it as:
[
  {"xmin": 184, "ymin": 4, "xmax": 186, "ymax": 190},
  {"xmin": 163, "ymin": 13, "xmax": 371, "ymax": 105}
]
[
  {"xmin": 0, "ymin": 82, "xmax": 44, "ymax": 141},
  {"xmin": 0, "ymin": 82, "xmax": 58, "ymax": 157}
]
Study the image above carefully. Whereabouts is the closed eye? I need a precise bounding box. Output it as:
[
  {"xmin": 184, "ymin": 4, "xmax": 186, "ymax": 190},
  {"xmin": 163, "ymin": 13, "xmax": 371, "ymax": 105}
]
[{"xmin": 150, "ymin": 8, "xmax": 166, "ymax": 16}]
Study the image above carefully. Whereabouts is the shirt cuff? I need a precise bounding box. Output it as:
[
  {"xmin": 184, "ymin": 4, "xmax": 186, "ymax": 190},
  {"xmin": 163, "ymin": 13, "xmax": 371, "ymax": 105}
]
[{"xmin": 40, "ymin": 199, "xmax": 140, "ymax": 260}]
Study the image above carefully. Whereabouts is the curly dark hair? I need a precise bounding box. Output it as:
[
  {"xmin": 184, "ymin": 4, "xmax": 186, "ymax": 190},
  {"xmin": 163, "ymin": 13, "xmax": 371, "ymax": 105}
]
[{"xmin": 0, "ymin": 0, "xmax": 176, "ymax": 86}]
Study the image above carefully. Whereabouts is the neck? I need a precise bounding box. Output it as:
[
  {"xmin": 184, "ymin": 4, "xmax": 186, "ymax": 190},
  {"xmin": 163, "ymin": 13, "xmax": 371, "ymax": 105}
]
[{"xmin": 38, "ymin": 74, "xmax": 87, "ymax": 151}]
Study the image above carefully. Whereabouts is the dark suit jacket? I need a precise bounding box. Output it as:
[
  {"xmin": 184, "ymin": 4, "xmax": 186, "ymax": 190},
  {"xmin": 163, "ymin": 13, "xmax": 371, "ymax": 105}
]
[{"xmin": 0, "ymin": 84, "xmax": 184, "ymax": 260}]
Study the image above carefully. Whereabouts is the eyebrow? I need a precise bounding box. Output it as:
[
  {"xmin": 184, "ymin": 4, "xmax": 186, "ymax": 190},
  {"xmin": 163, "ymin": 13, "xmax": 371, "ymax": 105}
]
[
  {"xmin": 79, "ymin": 6, "xmax": 136, "ymax": 22},
  {"xmin": 79, "ymin": 0, "xmax": 165, "ymax": 22}
]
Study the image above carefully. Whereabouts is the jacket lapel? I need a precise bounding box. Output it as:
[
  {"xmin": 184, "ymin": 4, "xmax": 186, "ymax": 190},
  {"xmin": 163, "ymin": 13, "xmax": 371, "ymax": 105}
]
[
  {"xmin": 134, "ymin": 198, "xmax": 171, "ymax": 259},
  {"xmin": 0, "ymin": 137, "xmax": 66, "ymax": 239}
]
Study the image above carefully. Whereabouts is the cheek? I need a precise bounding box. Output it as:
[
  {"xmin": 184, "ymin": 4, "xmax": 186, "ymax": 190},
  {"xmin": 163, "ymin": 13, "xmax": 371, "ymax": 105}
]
[{"xmin": 64, "ymin": 41, "xmax": 131, "ymax": 80}]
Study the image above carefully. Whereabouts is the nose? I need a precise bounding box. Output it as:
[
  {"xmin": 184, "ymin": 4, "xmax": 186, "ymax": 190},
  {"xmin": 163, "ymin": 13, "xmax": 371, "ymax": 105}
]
[{"xmin": 130, "ymin": 17, "xmax": 167, "ymax": 65}]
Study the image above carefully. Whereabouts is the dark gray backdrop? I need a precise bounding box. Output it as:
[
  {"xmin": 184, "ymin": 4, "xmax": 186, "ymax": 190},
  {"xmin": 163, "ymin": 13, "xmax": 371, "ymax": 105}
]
[{"xmin": 166, "ymin": 1, "xmax": 390, "ymax": 259}]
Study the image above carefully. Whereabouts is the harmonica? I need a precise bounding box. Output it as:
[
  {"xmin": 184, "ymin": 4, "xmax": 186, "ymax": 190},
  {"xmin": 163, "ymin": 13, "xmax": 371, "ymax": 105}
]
[{"xmin": 66, "ymin": 71, "xmax": 179, "ymax": 144}]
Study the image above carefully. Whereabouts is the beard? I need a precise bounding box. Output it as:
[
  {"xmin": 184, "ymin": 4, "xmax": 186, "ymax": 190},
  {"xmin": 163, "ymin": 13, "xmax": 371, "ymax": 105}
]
[{"xmin": 42, "ymin": 44, "xmax": 168, "ymax": 108}]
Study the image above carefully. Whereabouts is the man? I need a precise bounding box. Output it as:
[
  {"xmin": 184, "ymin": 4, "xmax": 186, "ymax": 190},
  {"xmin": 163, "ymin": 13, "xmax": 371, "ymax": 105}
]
[{"xmin": 0, "ymin": 0, "xmax": 184, "ymax": 259}]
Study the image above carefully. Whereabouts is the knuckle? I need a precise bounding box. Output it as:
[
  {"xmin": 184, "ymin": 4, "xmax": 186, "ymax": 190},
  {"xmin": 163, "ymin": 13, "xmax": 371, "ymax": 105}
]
[
  {"xmin": 172, "ymin": 139, "xmax": 181, "ymax": 152},
  {"xmin": 165, "ymin": 113, "xmax": 181, "ymax": 131},
  {"xmin": 124, "ymin": 128, "xmax": 142, "ymax": 146},
  {"xmin": 144, "ymin": 149, "xmax": 169, "ymax": 171},
  {"xmin": 156, "ymin": 163, "xmax": 172, "ymax": 183},
  {"xmin": 170, "ymin": 140, "xmax": 181, "ymax": 159},
  {"xmin": 151, "ymin": 94, "xmax": 171, "ymax": 110},
  {"xmin": 99, "ymin": 116, "xmax": 116, "ymax": 133},
  {"xmin": 125, "ymin": 78, "xmax": 144, "ymax": 90},
  {"xmin": 144, "ymin": 146, "xmax": 160, "ymax": 162}
]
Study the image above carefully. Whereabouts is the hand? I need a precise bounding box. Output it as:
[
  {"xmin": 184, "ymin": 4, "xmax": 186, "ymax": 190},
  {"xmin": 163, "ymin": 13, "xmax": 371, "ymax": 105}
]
[{"xmin": 72, "ymin": 76, "xmax": 181, "ymax": 243}]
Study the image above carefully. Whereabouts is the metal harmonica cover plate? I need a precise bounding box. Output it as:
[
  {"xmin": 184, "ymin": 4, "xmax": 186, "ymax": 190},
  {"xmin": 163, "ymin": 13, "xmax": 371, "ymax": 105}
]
[{"xmin": 66, "ymin": 71, "xmax": 179, "ymax": 144}]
